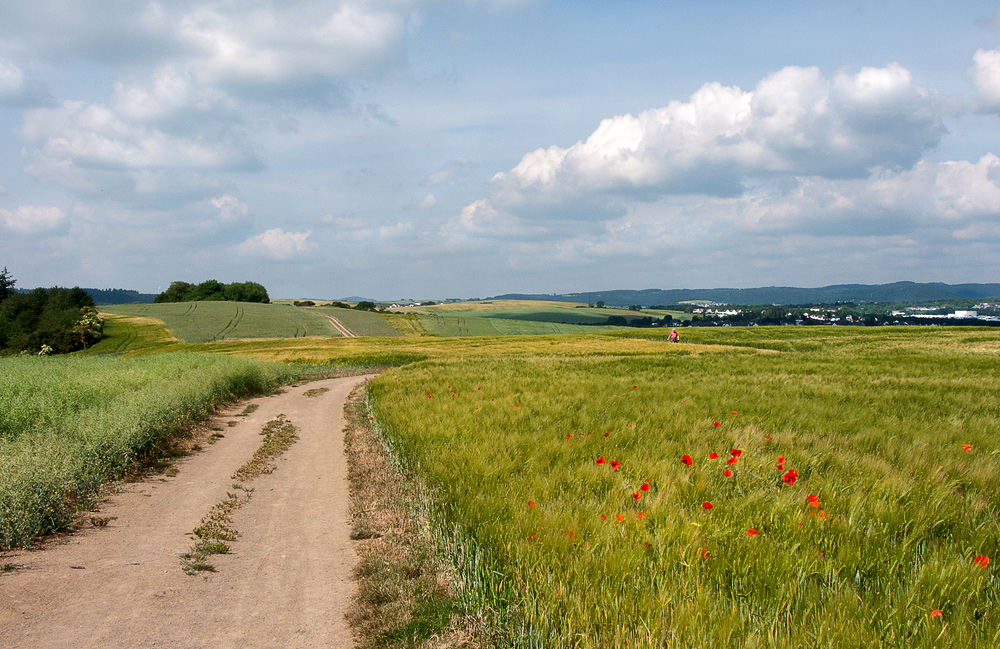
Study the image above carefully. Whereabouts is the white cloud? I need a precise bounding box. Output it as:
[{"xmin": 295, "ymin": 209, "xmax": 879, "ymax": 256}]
[
  {"xmin": 19, "ymin": 99, "xmax": 260, "ymax": 189},
  {"xmin": 237, "ymin": 228, "xmax": 314, "ymax": 259},
  {"xmin": 210, "ymin": 194, "xmax": 250, "ymax": 224},
  {"xmin": 418, "ymin": 193, "xmax": 437, "ymax": 208},
  {"xmin": 486, "ymin": 64, "xmax": 944, "ymax": 211},
  {"xmin": 0, "ymin": 205, "xmax": 67, "ymax": 235},
  {"xmin": 971, "ymin": 48, "xmax": 1000, "ymax": 110}
]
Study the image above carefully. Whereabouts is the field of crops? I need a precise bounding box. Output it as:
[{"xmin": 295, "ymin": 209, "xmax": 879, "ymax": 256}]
[
  {"xmin": 318, "ymin": 306, "xmax": 402, "ymax": 337},
  {"xmin": 100, "ymin": 302, "xmax": 346, "ymax": 342},
  {"xmin": 365, "ymin": 327, "xmax": 1000, "ymax": 648},
  {"xmin": 0, "ymin": 354, "xmax": 296, "ymax": 549}
]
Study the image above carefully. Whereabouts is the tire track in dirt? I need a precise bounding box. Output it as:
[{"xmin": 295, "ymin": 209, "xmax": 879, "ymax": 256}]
[{"xmin": 0, "ymin": 374, "xmax": 373, "ymax": 649}]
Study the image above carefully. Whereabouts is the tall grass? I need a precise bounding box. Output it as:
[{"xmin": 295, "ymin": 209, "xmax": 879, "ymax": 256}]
[
  {"xmin": 0, "ymin": 353, "xmax": 296, "ymax": 549},
  {"xmin": 367, "ymin": 330, "xmax": 1000, "ymax": 648}
]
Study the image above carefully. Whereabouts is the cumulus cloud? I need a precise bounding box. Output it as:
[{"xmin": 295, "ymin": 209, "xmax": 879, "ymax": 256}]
[
  {"xmin": 485, "ymin": 64, "xmax": 943, "ymax": 212},
  {"xmin": 971, "ymin": 48, "xmax": 1000, "ymax": 111},
  {"xmin": 237, "ymin": 228, "xmax": 314, "ymax": 259},
  {"xmin": 19, "ymin": 99, "xmax": 261, "ymax": 190},
  {"xmin": 211, "ymin": 194, "xmax": 250, "ymax": 224},
  {"xmin": 0, "ymin": 205, "xmax": 68, "ymax": 235}
]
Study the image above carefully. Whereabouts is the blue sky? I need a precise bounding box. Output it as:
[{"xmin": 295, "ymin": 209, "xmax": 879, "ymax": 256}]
[{"xmin": 3, "ymin": 1, "xmax": 1000, "ymax": 299}]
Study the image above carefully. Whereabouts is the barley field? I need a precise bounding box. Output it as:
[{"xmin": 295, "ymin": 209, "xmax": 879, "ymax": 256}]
[{"xmin": 365, "ymin": 327, "xmax": 1000, "ymax": 648}]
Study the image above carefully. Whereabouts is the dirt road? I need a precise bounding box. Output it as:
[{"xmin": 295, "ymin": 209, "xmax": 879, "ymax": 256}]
[
  {"xmin": 325, "ymin": 316, "xmax": 356, "ymax": 338},
  {"xmin": 0, "ymin": 375, "xmax": 372, "ymax": 649}
]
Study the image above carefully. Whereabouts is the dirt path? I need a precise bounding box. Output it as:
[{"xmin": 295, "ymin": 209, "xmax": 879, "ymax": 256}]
[
  {"xmin": 324, "ymin": 315, "xmax": 356, "ymax": 338},
  {"xmin": 0, "ymin": 374, "xmax": 373, "ymax": 649}
]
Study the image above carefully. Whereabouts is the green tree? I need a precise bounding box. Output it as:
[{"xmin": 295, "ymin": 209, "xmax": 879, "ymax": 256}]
[
  {"xmin": 154, "ymin": 281, "xmax": 193, "ymax": 303},
  {"xmin": 0, "ymin": 266, "xmax": 14, "ymax": 303}
]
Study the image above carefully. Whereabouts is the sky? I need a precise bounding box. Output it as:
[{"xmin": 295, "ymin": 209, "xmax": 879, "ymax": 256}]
[{"xmin": 3, "ymin": 1, "xmax": 1000, "ymax": 300}]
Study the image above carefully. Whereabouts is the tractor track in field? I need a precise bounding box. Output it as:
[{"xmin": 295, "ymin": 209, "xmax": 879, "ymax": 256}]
[
  {"xmin": 325, "ymin": 315, "xmax": 357, "ymax": 338},
  {"xmin": 0, "ymin": 374, "xmax": 373, "ymax": 649}
]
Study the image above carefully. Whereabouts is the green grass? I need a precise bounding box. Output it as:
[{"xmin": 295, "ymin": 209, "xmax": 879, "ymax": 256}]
[
  {"xmin": 100, "ymin": 302, "xmax": 344, "ymax": 342},
  {"xmin": 364, "ymin": 326, "xmax": 1000, "ymax": 648},
  {"xmin": 0, "ymin": 353, "xmax": 296, "ymax": 549}
]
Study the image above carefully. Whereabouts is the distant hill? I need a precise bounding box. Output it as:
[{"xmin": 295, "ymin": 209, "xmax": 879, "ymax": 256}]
[{"xmin": 493, "ymin": 282, "xmax": 1000, "ymax": 306}]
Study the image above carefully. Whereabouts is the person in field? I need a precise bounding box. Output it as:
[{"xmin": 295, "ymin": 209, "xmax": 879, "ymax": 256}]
[{"xmin": 668, "ymin": 328, "xmax": 679, "ymax": 343}]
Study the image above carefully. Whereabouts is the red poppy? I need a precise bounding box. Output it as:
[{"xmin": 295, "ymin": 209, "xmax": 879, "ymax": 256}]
[
  {"xmin": 565, "ymin": 433, "xmax": 572, "ymax": 439},
  {"xmin": 682, "ymin": 455, "xmax": 693, "ymax": 465},
  {"xmin": 714, "ymin": 422, "xmax": 721, "ymax": 427},
  {"xmin": 727, "ymin": 456, "xmax": 738, "ymax": 465},
  {"xmin": 640, "ymin": 483, "xmax": 650, "ymax": 492},
  {"xmin": 637, "ymin": 512, "xmax": 647, "ymax": 520},
  {"xmin": 777, "ymin": 456, "xmax": 785, "ymax": 463},
  {"xmin": 746, "ymin": 529, "xmax": 758, "ymax": 537},
  {"xmin": 723, "ymin": 470, "xmax": 732, "ymax": 477},
  {"xmin": 615, "ymin": 513, "xmax": 624, "ymax": 522},
  {"xmin": 776, "ymin": 464, "xmax": 784, "ymax": 470},
  {"xmin": 730, "ymin": 449, "xmax": 742, "ymax": 457},
  {"xmin": 610, "ymin": 460, "xmax": 621, "ymax": 471},
  {"xmin": 699, "ymin": 546, "xmax": 709, "ymax": 559},
  {"xmin": 604, "ymin": 432, "xmax": 610, "ymax": 437},
  {"xmin": 567, "ymin": 530, "xmax": 575, "ymax": 540},
  {"xmin": 596, "ymin": 456, "xmax": 606, "ymax": 465},
  {"xmin": 527, "ymin": 501, "xmax": 536, "ymax": 508},
  {"xmin": 782, "ymin": 469, "xmax": 798, "ymax": 486},
  {"xmin": 633, "ymin": 385, "xmax": 638, "ymax": 389},
  {"xmin": 633, "ymin": 491, "xmax": 642, "ymax": 501},
  {"xmin": 702, "ymin": 502, "xmax": 713, "ymax": 510},
  {"xmin": 766, "ymin": 435, "xmax": 772, "ymax": 441},
  {"xmin": 709, "ymin": 452, "xmax": 719, "ymax": 459},
  {"xmin": 601, "ymin": 514, "xmax": 607, "ymax": 521},
  {"xmin": 930, "ymin": 609, "xmax": 942, "ymax": 619},
  {"xmin": 962, "ymin": 444, "xmax": 972, "ymax": 452},
  {"xmin": 807, "ymin": 495, "xmax": 819, "ymax": 503},
  {"xmin": 974, "ymin": 555, "xmax": 990, "ymax": 568}
]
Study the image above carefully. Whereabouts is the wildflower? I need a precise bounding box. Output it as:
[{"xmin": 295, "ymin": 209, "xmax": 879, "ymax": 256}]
[
  {"xmin": 637, "ymin": 512, "xmax": 647, "ymax": 520},
  {"xmin": 777, "ymin": 456, "xmax": 785, "ymax": 463},
  {"xmin": 610, "ymin": 460, "xmax": 621, "ymax": 471},
  {"xmin": 727, "ymin": 456, "xmax": 738, "ymax": 465},
  {"xmin": 640, "ymin": 483, "xmax": 650, "ymax": 492},
  {"xmin": 616, "ymin": 513, "xmax": 624, "ymax": 522},
  {"xmin": 567, "ymin": 530, "xmax": 575, "ymax": 541},
  {"xmin": 565, "ymin": 433, "xmax": 572, "ymax": 439},
  {"xmin": 766, "ymin": 435, "xmax": 772, "ymax": 441},
  {"xmin": 730, "ymin": 449, "xmax": 742, "ymax": 457},
  {"xmin": 527, "ymin": 501, "xmax": 536, "ymax": 508},
  {"xmin": 681, "ymin": 455, "xmax": 693, "ymax": 466},
  {"xmin": 699, "ymin": 546, "xmax": 710, "ymax": 559},
  {"xmin": 962, "ymin": 444, "xmax": 972, "ymax": 452},
  {"xmin": 633, "ymin": 491, "xmax": 642, "ymax": 501},
  {"xmin": 596, "ymin": 456, "xmax": 606, "ymax": 465},
  {"xmin": 604, "ymin": 432, "xmax": 610, "ymax": 437},
  {"xmin": 807, "ymin": 495, "xmax": 820, "ymax": 503},
  {"xmin": 709, "ymin": 452, "xmax": 719, "ymax": 459},
  {"xmin": 714, "ymin": 421, "xmax": 721, "ymax": 427},
  {"xmin": 974, "ymin": 555, "xmax": 990, "ymax": 568},
  {"xmin": 703, "ymin": 502, "xmax": 713, "ymax": 510},
  {"xmin": 732, "ymin": 411, "xmax": 738, "ymax": 415},
  {"xmin": 930, "ymin": 609, "xmax": 942, "ymax": 619},
  {"xmin": 776, "ymin": 464, "xmax": 784, "ymax": 470},
  {"xmin": 746, "ymin": 529, "xmax": 759, "ymax": 537},
  {"xmin": 782, "ymin": 469, "xmax": 798, "ymax": 486},
  {"xmin": 723, "ymin": 470, "xmax": 732, "ymax": 477},
  {"xmin": 601, "ymin": 514, "xmax": 607, "ymax": 520}
]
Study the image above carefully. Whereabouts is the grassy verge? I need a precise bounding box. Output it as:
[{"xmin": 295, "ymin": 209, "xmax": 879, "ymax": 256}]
[
  {"xmin": 0, "ymin": 354, "xmax": 297, "ymax": 550},
  {"xmin": 344, "ymin": 385, "xmax": 486, "ymax": 648}
]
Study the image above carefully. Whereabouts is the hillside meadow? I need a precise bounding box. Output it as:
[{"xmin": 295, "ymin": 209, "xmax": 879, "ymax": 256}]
[{"xmin": 3, "ymin": 321, "xmax": 999, "ymax": 647}]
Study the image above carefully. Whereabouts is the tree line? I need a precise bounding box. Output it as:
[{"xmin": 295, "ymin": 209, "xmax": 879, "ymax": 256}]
[
  {"xmin": 154, "ymin": 279, "xmax": 270, "ymax": 304},
  {"xmin": 0, "ymin": 267, "xmax": 103, "ymax": 355}
]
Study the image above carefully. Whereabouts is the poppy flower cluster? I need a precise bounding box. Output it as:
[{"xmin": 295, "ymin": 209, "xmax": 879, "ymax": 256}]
[
  {"xmin": 782, "ymin": 469, "xmax": 799, "ymax": 486},
  {"xmin": 962, "ymin": 444, "xmax": 973, "ymax": 452},
  {"xmin": 746, "ymin": 528, "xmax": 759, "ymax": 537},
  {"xmin": 974, "ymin": 555, "xmax": 990, "ymax": 567}
]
